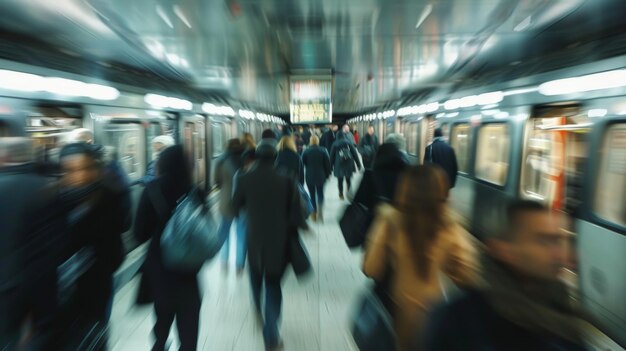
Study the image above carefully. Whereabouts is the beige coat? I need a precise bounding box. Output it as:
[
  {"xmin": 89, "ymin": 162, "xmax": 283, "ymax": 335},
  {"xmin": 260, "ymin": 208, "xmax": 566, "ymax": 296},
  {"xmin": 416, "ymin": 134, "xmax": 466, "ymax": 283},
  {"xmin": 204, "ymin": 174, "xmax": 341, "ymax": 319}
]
[{"xmin": 363, "ymin": 203, "xmax": 479, "ymax": 350}]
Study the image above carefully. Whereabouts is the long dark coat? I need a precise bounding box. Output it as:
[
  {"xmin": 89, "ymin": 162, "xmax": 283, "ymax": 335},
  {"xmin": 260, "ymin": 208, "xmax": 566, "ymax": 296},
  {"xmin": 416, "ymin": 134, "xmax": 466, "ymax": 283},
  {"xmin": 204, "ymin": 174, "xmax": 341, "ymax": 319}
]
[
  {"xmin": 232, "ymin": 161, "xmax": 304, "ymax": 280},
  {"xmin": 302, "ymin": 145, "xmax": 331, "ymax": 187},
  {"xmin": 330, "ymin": 138, "xmax": 362, "ymax": 178}
]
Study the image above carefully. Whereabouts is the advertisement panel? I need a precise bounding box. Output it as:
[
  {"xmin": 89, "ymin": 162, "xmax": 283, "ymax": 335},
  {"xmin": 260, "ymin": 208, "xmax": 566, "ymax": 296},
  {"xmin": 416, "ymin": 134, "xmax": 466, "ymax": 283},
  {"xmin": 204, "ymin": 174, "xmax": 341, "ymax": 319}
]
[{"xmin": 290, "ymin": 77, "xmax": 332, "ymax": 124}]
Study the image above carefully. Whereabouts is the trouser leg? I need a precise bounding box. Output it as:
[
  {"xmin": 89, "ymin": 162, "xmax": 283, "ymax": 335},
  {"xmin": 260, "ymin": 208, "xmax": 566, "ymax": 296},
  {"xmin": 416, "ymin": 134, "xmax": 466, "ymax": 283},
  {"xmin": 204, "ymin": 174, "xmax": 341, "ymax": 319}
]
[
  {"xmin": 307, "ymin": 184, "xmax": 317, "ymax": 211},
  {"xmin": 175, "ymin": 284, "xmax": 200, "ymax": 351},
  {"xmin": 337, "ymin": 177, "xmax": 344, "ymax": 195},
  {"xmin": 235, "ymin": 214, "xmax": 248, "ymax": 270},
  {"xmin": 219, "ymin": 217, "xmax": 233, "ymax": 264},
  {"xmin": 263, "ymin": 277, "xmax": 283, "ymax": 348},
  {"xmin": 346, "ymin": 175, "xmax": 352, "ymax": 192},
  {"xmin": 152, "ymin": 297, "xmax": 175, "ymax": 351},
  {"xmin": 249, "ymin": 268, "xmax": 263, "ymax": 315}
]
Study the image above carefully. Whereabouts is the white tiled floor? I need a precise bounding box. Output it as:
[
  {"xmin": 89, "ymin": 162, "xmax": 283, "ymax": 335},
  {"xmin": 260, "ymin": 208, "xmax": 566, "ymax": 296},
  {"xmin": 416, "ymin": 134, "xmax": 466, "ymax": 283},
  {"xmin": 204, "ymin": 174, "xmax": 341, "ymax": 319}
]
[{"xmin": 109, "ymin": 177, "xmax": 366, "ymax": 351}]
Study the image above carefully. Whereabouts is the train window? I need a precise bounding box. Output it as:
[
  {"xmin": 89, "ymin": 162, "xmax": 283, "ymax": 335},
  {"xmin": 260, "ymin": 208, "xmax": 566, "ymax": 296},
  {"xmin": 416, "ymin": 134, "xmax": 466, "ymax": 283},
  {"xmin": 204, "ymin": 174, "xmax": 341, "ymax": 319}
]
[
  {"xmin": 450, "ymin": 124, "xmax": 471, "ymax": 173},
  {"xmin": 184, "ymin": 120, "xmax": 207, "ymax": 186},
  {"xmin": 26, "ymin": 107, "xmax": 82, "ymax": 165},
  {"xmin": 475, "ymin": 123, "xmax": 510, "ymax": 186},
  {"xmin": 594, "ymin": 124, "xmax": 626, "ymax": 227},
  {"xmin": 99, "ymin": 123, "xmax": 145, "ymax": 181},
  {"xmin": 407, "ymin": 122, "xmax": 419, "ymax": 155},
  {"xmin": 211, "ymin": 120, "xmax": 230, "ymax": 157}
]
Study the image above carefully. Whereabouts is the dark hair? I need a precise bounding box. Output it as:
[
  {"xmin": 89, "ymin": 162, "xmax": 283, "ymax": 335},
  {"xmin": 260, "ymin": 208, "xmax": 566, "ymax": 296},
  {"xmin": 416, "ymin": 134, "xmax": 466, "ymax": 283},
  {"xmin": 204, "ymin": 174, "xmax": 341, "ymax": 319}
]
[
  {"xmin": 434, "ymin": 128, "xmax": 443, "ymax": 138},
  {"xmin": 503, "ymin": 199, "xmax": 548, "ymax": 240},
  {"xmin": 226, "ymin": 138, "xmax": 243, "ymax": 153},
  {"xmin": 262, "ymin": 129, "xmax": 276, "ymax": 139},
  {"xmin": 60, "ymin": 142, "xmax": 102, "ymax": 165}
]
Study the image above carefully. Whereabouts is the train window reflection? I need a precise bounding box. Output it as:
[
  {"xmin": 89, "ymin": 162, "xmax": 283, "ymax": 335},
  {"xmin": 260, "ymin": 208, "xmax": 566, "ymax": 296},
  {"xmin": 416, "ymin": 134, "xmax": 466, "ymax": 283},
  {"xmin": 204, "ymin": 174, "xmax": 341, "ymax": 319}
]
[
  {"xmin": 26, "ymin": 108, "xmax": 82, "ymax": 165},
  {"xmin": 450, "ymin": 124, "xmax": 471, "ymax": 173},
  {"xmin": 594, "ymin": 124, "xmax": 626, "ymax": 227},
  {"xmin": 475, "ymin": 123, "xmax": 509, "ymax": 185},
  {"xmin": 406, "ymin": 122, "xmax": 419, "ymax": 155},
  {"xmin": 99, "ymin": 123, "xmax": 145, "ymax": 181}
]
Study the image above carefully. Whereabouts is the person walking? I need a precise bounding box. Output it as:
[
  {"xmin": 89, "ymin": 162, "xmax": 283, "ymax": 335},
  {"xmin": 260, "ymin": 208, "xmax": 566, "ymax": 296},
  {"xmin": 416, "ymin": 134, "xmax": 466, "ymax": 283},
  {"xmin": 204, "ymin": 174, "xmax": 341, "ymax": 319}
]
[
  {"xmin": 424, "ymin": 200, "xmax": 588, "ymax": 351},
  {"xmin": 424, "ymin": 128, "xmax": 458, "ymax": 188},
  {"xmin": 215, "ymin": 139, "xmax": 245, "ymax": 274},
  {"xmin": 320, "ymin": 124, "xmax": 338, "ymax": 151},
  {"xmin": 359, "ymin": 125, "xmax": 379, "ymax": 169},
  {"xmin": 134, "ymin": 145, "xmax": 201, "ymax": 351},
  {"xmin": 363, "ymin": 165, "xmax": 478, "ymax": 350},
  {"xmin": 302, "ymin": 135, "xmax": 331, "ymax": 221},
  {"xmin": 275, "ymin": 136, "xmax": 305, "ymax": 186},
  {"xmin": 330, "ymin": 131, "xmax": 362, "ymax": 200},
  {"xmin": 233, "ymin": 143, "xmax": 307, "ymax": 350}
]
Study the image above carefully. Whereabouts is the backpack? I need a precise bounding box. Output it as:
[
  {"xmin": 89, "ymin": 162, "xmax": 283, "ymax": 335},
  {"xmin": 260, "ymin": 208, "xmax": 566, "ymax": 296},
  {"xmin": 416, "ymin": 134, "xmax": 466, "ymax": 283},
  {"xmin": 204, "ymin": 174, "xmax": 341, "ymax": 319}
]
[
  {"xmin": 338, "ymin": 145, "xmax": 353, "ymax": 164},
  {"xmin": 148, "ymin": 186, "xmax": 222, "ymax": 272}
]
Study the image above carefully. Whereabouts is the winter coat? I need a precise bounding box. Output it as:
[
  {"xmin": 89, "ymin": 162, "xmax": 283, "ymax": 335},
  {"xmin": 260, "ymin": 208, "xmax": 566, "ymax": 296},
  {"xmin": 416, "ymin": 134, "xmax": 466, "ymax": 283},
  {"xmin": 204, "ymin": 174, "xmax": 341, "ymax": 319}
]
[
  {"xmin": 424, "ymin": 138, "xmax": 458, "ymax": 188},
  {"xmin": 275, "ymin": 149, "xmax": 305, "ymax": 185},
  {"xmin": 320, "ymin": 130, "xmax": 336, "ymax": 151},
  {"xmin": 302, "ymin": 145, "xmax": 331, "ymax": 186},
  {"xmin": 215, "ymin": 151, "xmax": 243, "ymax": 218},
  {"xmin": 359, "ymin": 133, "xmax": 379, "ymax": 168},
  {"xmin": 329, "ymin": 138, "xmax": 362, "ymax": 178},
  {"xmin": 353, "ymin": 143, "xmax": 409, "ymax": 209},
  {"xmin": 232, "ymin": 161, "xmax": 305, "ymax": 280}
]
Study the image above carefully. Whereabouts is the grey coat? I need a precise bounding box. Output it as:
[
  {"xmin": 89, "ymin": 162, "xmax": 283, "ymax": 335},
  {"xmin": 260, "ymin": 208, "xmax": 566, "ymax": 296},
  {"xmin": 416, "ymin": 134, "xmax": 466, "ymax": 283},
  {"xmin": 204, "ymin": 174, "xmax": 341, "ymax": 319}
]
[
  {"xmin": 233, "ymin": 161, "xmax": 305, "ymax": 279},
  {"xmin": 330, "ymin": 139, "xmax": 362, "ymax": 178}
]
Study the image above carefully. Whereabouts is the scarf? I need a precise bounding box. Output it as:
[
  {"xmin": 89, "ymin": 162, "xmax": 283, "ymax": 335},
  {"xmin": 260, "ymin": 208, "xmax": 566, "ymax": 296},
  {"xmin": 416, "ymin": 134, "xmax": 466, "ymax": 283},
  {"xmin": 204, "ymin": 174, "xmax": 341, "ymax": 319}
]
[{"xmin": 482, "ymin": 255, "xmax": 587, "ymax": 345}]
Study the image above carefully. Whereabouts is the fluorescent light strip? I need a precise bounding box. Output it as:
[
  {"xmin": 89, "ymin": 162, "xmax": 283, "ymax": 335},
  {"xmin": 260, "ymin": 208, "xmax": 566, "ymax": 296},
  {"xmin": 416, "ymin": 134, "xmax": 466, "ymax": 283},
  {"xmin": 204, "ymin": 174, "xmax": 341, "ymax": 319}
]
[
  {"xmin": 173, "ymin": 5, "xmax": 192, "ymax": 28},
  {"xmin": 415, "ymin": 4, "xmax": 433, "ymax": 30},
  {"xmin": 539, "ymin": 69, "xmax": 626, "ymax": 96},
  {"xmin": 156, "ymin": 5, "xmax": 174, "ymax": 28}
]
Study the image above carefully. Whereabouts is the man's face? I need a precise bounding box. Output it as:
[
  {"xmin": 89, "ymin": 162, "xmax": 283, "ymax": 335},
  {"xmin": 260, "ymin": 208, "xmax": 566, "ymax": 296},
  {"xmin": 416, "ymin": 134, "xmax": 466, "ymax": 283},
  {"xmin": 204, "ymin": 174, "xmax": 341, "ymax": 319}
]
[
  {"xmin": 368, "ymin": 127, "xmax": 374, "ymax": 135},
  {"xmin": 343, "ymin": 125, "xmax": 350, "ymax": 133},
  {"xmin": 61, "ymin": 154, "xmax": 100, "ymax": 188},
  {"xmin": 495, "ymin": 211, "xmax": 568, "ymax": 281}
]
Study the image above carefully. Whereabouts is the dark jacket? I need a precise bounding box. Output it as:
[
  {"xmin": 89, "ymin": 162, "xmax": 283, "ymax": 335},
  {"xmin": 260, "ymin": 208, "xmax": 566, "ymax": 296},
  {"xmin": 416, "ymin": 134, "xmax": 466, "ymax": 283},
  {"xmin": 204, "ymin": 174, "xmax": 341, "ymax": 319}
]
[
  {"xmin": 302, "ymin": 129, "xmax": 312, "ymax": 146},
  {"xmin": 63, "ymin": 184, "xmax": 127, "ymax": 321},
  {"xmin": 354, "ymin": 143, "xmax": 409, "ymax": 209},
  {"xmin": 302, "ymin": 145, "xmax": 331, "ymax": 186},
  {"xmin": 275, "ymin": 149, "xmax": 305, "ymax": 185},
  {"xmin": 134, "ymin": 146, "xmax": 195, "ymax": 304},
  {"xmin": 424, "ymin": 289, "xmax": 588, "ymax": 351},
  {"xmin": 424, "ymin": 137, "xmax": 458, "ymax": 188},
  {"xmin": 215, "ymin": 151, "xmax": 243, "ymax": 218},
  {"xmin": 359, "ymin": 133, "xmax": 379, "ymax": 168},
  {"xmin": 320, "ymin": 129, "xmax": 336, "ymax": 151},
  {"xmin": 330, "ymin": 136, "xmax": 362, "ymax": 178},
  {"xmin": 233, "ymin": 160, "xmax": 304, "ymax": 280}
]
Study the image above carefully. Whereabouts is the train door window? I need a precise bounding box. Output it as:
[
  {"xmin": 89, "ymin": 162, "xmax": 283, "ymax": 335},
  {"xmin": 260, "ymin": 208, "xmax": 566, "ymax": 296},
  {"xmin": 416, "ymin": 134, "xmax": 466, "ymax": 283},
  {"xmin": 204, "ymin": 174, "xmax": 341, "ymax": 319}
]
[
  {"xmin": 450, "ymin": 123, "xmax": 471, "ymax": 173},
  {"xmin": 99, "ymin": 123, "xmax": 146, "ymax": 181},
  {"xmin": 184, "ymin": 117, "xmax": 206, "ymax": 187},
  {"xmin": 146, "ymin": 119, "xmax": 177, "ymax": 162},
  {"xmin": 418, "ymin": 116, "xmax": 436, "ymax": 162},
  {"xmin": 475, "ymin": 123, "xmax": 510, "ymax": 185},
  {"xmin": 210, "ymin": 117, "xmax": 231, "ymax": 157},
  {"xmin": 594, "ymin": 123, "xmax": 626, "ymax": 227},
  {"xmin": 407, "ymin": 122, "xmax": 419, "ymax": 156},
  {"xmin": 521, "ymin": 106, "xmax": 589, "ymax": 212},
  {"xmin": 26, "ymin": 106, "xmax": 82, "ymax": 165}
]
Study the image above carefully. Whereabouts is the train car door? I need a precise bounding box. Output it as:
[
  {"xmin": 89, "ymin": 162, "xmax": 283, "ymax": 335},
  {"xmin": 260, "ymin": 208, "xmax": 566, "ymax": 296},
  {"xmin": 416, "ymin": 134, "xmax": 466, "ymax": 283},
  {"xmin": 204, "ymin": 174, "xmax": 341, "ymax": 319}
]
[{"xmin": 183, "ymin": 114, "xmax": 208, "ymax": 190}]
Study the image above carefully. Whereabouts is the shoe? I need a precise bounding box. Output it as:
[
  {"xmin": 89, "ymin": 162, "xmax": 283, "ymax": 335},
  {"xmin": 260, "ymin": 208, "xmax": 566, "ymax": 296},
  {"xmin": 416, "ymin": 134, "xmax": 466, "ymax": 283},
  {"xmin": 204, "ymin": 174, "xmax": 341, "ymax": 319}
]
[{"xmin": 311, "ymin": 212, "xmax": 317, "ymax": 222}]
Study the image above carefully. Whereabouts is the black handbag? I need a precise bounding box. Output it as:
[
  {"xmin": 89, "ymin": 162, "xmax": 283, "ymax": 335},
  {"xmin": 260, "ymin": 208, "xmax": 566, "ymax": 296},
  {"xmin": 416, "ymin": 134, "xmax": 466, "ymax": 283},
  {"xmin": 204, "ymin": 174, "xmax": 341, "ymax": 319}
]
[
  {"xmin": 339, "ymin": 201, "xmax": 373, "ymax": 248},
  {"xmin": 350, "ymin": 286, "xmax": 397, "ymax": 351},
  {"xmin": 288, "ymin": 233, "xmax": 312, "ymax": 278}
]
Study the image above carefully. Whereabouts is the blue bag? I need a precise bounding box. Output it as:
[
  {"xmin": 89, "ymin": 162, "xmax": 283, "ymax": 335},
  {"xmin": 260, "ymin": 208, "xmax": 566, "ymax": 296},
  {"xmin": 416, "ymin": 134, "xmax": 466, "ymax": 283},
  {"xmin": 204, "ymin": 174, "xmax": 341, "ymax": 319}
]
[{"xmin": 297, "ymin": 182, "xmax": 314, "ymax": 217}]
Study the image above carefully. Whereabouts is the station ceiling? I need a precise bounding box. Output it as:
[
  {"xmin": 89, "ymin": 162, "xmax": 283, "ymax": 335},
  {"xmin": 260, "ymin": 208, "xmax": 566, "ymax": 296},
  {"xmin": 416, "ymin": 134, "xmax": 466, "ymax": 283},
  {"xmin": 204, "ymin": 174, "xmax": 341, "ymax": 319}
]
[{"xmin": 0, "ymin": 0, "xmax": 624, "ymax": 115}]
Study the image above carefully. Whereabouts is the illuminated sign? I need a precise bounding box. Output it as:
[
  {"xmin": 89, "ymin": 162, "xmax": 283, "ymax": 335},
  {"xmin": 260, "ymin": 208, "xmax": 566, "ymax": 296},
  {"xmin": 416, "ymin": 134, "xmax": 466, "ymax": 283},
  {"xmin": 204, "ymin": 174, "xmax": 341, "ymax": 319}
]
[{"xmin": 290, "ymin": 78, "xmax": 332, "ymax": 124}]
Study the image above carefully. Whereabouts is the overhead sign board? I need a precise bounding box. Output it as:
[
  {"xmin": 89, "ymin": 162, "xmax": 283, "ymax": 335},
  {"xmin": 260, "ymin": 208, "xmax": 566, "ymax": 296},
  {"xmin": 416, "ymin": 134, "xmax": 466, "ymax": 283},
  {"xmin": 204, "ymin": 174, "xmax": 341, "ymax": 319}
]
[{"xmin": 290, "ymin": 77, "xmax": 332, "ymax": 124}]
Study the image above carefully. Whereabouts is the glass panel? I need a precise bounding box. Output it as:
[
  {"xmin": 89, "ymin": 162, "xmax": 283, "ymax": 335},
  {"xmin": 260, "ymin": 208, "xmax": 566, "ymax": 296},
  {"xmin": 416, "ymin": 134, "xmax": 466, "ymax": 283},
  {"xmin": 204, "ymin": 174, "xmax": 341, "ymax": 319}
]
[
  {"xmin": 212, "ymin": 122, "xmax": 225, "ymax": 157},
  {"xmin": 594, "ymin": 124, "xmax": 626, "ymax": 227},
  {"xmin": 99, "ymin": 123, "xmax": 145, "ymax": 181},
  {"xmin": 475, "ymin": 124, "xmax": 510, "ymax": 185},
  {"xmin": 450, "ymin": 124, "xmax": 471, "ymax": 173},
  {"xmin": 26, "ymin": 108, "xmax": 82, "ymax": 165}
]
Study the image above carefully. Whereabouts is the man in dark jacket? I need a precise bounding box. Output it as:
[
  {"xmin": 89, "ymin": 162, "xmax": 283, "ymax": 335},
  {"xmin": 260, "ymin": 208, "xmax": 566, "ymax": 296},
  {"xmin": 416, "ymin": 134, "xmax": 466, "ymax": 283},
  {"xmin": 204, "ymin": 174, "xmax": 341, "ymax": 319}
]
[
  {"xmin": 424, "ymin": 128, "xmax": 458, "ymax": 188},
  {"xmin": 359, "ymin": 125, "xmax": 379, "ymax": 169},
  {"xmin": 330, "ymin": 132, "xmax": 363, "ymax": 200},
  {"xmin": 233, "ymin": 142, "xmax": 307, "ymax": 350},
  {"xmin": 302, "ymin": 135, "xmax": 331, "ymax": 221},
  {"xmin": 320, "ymin": 124, "xmax": 338, "ymax": 151},
  {"xmin": 424, "ymin": 200, "xmax": 588, "ymax": 351},
  {"xmin": 0, "ymin": 138, "xmax": 66, "ymax": 350}
]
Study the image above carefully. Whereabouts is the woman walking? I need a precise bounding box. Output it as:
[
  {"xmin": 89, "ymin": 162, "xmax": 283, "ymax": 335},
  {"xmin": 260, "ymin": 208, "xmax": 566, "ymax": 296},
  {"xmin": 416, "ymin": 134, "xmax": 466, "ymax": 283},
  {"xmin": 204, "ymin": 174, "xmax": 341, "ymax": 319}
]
[{"xmin": 302, "ymin": 135, "xmax": 331, "ymax": 221}]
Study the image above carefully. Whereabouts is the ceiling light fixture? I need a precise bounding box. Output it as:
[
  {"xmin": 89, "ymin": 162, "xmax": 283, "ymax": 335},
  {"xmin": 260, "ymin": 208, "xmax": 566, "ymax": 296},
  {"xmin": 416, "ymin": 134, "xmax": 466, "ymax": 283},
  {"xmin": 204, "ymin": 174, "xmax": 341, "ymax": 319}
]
[
  {"xmin": 539, "ymin": 69, "xmax": 626, "ymax": 96},
  {"xmin": 173, "ymin": 5, "xmax": 192, "ymax": 28},
  {"xmin": 415, "ymin": 4, "xmax": 433, "ymax": 30},
  {"xmin": 587, "ymin": 109, "xmax": 608, "ymax": 118},
  {"xmin": 156, "ymin": 5, "xmax": 174, "ymax": 29}
]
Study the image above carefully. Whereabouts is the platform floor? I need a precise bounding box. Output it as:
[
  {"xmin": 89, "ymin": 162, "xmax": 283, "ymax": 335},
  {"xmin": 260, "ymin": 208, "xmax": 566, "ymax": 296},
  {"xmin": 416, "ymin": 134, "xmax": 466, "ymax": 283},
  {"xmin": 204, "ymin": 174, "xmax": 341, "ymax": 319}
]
[{"xmin": 109, "ymin": 176, "xmax": 366, "ymax": 351}]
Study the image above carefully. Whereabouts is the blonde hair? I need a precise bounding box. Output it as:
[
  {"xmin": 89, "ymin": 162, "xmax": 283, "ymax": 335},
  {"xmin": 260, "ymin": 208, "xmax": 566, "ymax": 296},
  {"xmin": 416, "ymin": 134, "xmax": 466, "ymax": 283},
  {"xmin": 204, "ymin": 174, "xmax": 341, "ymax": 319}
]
[
  {"xmin": 277, "ymin": 136, "xmax": 297, "ymax": 152},
  {"xmin": 310, "ymin": 135, "xmax": 319, "ymax": 145},
  {"xmin": 241, "ymin": 132, "xmax": 256, "ymax": 149}
]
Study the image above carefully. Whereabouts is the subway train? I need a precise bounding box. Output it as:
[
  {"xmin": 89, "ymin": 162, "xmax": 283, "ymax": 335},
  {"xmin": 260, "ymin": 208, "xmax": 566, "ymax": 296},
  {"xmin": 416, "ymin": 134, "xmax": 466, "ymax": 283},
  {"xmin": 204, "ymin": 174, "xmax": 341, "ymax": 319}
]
[
  {"xmin": 0, "ymin": 60, "xmax": 286, "ymax": 254},
  {"xmin": 349, "ymin": 55, "xmax": 626, "ymax": 346}
]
